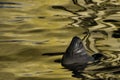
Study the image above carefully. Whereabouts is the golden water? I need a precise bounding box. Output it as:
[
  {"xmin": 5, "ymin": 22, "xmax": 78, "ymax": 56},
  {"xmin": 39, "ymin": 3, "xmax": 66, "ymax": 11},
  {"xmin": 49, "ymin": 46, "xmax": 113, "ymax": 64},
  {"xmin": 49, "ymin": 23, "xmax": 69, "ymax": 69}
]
[{"xmin": 0, "ymin": 0, "xmax": 120, "ymax": 80}]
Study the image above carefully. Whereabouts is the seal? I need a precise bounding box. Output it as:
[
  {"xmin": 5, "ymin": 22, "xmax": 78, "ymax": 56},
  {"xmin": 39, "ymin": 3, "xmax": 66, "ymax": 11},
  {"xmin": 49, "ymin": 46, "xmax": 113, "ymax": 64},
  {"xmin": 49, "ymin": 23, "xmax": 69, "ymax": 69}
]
[{"xmin": 61, "ymin": 36, "xmax": 103, "ymax": 71}]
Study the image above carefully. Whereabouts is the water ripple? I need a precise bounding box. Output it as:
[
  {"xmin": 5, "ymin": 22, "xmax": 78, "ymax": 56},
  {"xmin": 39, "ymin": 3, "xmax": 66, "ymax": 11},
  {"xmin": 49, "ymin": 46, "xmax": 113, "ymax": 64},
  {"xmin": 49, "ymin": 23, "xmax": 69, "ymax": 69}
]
[{"xmin": 0, "ymin": 1, "xmax": 22, "ymax": 8}]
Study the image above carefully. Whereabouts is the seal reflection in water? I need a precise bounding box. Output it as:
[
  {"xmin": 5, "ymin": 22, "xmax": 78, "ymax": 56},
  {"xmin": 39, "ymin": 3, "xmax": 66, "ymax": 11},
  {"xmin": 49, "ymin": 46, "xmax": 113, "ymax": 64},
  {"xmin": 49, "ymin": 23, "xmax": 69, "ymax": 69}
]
[{"xmin": 61, "ymin": 36, "xmax": 103, "ymax": 72}]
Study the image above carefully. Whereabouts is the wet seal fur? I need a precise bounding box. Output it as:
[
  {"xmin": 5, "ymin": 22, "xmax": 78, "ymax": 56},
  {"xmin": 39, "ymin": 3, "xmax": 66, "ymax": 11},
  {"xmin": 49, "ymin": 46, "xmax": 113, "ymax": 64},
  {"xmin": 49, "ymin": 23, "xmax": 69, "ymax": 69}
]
[{"xmin": 61, "ymin": 36, "xmax": 103, "ymax": 71}]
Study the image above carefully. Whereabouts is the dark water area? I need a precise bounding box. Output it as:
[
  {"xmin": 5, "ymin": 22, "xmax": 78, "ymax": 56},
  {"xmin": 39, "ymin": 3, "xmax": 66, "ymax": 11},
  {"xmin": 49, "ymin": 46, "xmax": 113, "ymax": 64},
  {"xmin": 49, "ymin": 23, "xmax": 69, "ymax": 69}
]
[{"xmin": 0, "ymin": 0, "xmax": 120, "ymax": 80}]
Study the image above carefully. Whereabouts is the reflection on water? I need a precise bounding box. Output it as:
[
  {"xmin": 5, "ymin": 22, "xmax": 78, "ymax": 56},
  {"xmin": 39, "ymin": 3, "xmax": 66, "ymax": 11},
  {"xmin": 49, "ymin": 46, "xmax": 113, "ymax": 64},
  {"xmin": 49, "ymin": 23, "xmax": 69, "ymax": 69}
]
[{"xmin": 0, "ymin": 0, "xmax": 120, "ymax": 80}]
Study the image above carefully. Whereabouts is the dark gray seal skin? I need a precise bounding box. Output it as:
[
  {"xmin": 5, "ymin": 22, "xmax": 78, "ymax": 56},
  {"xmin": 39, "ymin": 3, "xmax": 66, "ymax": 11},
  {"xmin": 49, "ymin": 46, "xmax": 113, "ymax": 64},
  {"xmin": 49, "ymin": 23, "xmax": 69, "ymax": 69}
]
[{"xmin": 61, "ymin": 36, "xmax": 103, "ymax": 71}]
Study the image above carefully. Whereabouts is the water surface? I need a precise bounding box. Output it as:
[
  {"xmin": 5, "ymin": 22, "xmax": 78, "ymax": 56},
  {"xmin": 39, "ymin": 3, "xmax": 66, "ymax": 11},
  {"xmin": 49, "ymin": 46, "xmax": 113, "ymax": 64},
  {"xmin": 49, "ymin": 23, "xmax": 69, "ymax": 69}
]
[{"xmin": 0, "ymin": 0, "xmax": 120, "ymax": 80}]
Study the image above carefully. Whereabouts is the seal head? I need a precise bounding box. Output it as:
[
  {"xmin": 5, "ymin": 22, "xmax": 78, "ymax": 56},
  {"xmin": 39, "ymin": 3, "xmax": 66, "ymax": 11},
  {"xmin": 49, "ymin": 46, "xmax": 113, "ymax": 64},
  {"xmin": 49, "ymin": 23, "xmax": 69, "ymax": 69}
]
[{"xmin": 61, "ymin": 36, "xmax": 94, "ymax": 71}]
